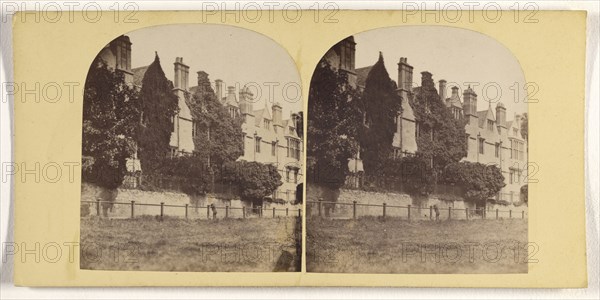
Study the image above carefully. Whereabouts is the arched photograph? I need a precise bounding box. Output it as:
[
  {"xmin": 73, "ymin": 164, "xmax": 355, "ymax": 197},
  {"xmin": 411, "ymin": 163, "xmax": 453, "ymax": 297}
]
[
  {"xmin": 306, "ymin": 26, "xmax": 529, "ymax": 274},
  {"xmin": 80, "ymin": 25, "xmax": 303, "ymax": 272}
]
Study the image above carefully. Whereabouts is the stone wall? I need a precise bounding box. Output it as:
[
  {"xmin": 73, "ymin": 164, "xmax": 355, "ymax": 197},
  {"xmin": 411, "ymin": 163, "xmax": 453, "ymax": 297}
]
[
  {"xmin": 82, "ymin": 182, "xmax": 301, "ymax": 219},
  {"xmin": 306, "ymin": 184, "xmax": 528, "ymax": 220}
]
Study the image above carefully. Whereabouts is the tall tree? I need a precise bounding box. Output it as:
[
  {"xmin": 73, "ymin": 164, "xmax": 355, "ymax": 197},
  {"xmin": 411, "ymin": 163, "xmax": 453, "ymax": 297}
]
[
  {"xmin": 412, "ymin": 72, "xmax": 467, "ymax": 175},
  {"xmin": 360, "ymin": 53, "xmax": 402, "ymax": 174},
  {"xmin": 520, "ymin": 112, "xmax": 528, "ymax": 141},
  {"xmin": 188, "ymin": 72, "xmax": 243, "ymax": 169},
  {"xmin": 307, "ymin": 59, "xmax": 362, "ymax": 189},
  {"xmin": 295, "ymin": 111, "xmax": 304, "ymax": 139},
  {"xmin": 137, "ymin": 53, "xmax": 180, "ymax": 173},
  {"xmin": 221, "ymin": 161, "xmax": 282, "ymax": 206},
  {"xmin": 82, "ymin": 57, "xmax": 140, "ymax": 189},
  {"xmin": 441, "ymin": 161, "xmax": 505, "ymax": 203}
]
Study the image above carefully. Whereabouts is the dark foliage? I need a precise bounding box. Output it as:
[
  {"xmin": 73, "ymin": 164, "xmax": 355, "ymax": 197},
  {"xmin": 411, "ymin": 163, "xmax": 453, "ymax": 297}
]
[
  {"xmin": 307, "ymin": 59, "xmax": 362, "ymax": 189},
  {"xmin": 137, "ymin": 53, "xmax": 180, "ymax": 173},
  {"xmin": 82, "ymin": 57, "xmax": 140, "ymax": 189}
]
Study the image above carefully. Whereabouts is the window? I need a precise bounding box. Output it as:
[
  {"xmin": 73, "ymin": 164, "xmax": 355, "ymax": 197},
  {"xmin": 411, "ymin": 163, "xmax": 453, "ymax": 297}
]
[
  {"xmin": 241, "ymin": 134, "xmax": 245, "ymax": 151},
  {"xmin": 170, "ymin": 115, "xmax": 175, "ymax": 133},
  {"xmin": 264, "ymin": 119, "xmax": 271, "ymax": 129},
  {"xmin": 416, "ymin": 123, "xmax": 420, "ymax": 139},
  {"xmin": 465, "ymin": 134, "xmax": 469, "ymax": 151},
  {"xmin": 294, "ymin": 169, "xmax": 298, "ymax": 183},
  {"xmin": 287, "ymin": 138, "xmax": 300, "ymax": 159},
  {"xmin": 271, "ymin": 141, "xmax": 276, "ymax": 156},
  {"xmin": 119, "ymin": 43, "xmax": 130, "ymax": 71},
  {"xmin": 495, "ymin": 143, "xmax": 500, "ymax": 158},
  {"xmin": 255, "ymin": 136, "xmax": 261, "ymax": 153},
  {"xmin": 487, "ymin": 120, "xmax": 494, "ymax": 131},
  {"xmin": 286, "ymin": 168, "xmax": 290, "ymax": 182},
  {"xmin": 192, "ymin": 121, "xmax": 197, "ymax": 137},
  {"xmin": 511, "ymin": 140, "xmax": 524, "ymax": 160},
  {"xmin": 509, "ymin": 169, "xmax": 514, "ymax": 184},
  {"xmin": 478, "ymin": 138, "xmax": 485, "ymax": 154}
]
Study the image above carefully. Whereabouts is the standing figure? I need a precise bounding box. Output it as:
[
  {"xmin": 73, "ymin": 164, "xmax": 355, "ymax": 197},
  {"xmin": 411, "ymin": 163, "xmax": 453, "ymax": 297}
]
[
  {"xmin": 433, "ymin": 205, "xmax": 440, "ymax": 221},
  {"xmin": 211, "ymin": 204, "xmax": 217, "ymax": 220}
]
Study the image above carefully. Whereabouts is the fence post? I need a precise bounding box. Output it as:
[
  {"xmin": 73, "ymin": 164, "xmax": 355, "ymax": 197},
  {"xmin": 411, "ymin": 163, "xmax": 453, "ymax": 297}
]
[
  {"xmin": 429, "ymin": 206, "xmax": 433, "ymax": 220},
  {"xmin": 383, "ymin": 203, "xmax": 387, "ymax": 220},
  {"xmin": 96, "ymin": 199, "xmax": 100, "ymax": 216},
  {"xmin": 483, "ymin": 208, "xmax": 486, "ymax": 219},
  {"xmin": 243, "ymin": 207, "xmax": 246, "ymax": 219},
  {"xmin": 318, "ymin": 199, "xmax": 322, "ymax": 217},
  {"xmin": 408, "ymin": 205, "xmax": 411, "ymax": 221},
  {"xmin": 298, "ymin": 208, "xmax": 301, "ymax": 217},
  {"xmin": 130, "ymin": 201, "xmax": 135, "ymax": 219},
  {"xmin": 207, "ymin": 206, "xmax": 210, "ymax": 219},
  {"xmin": 510, "ymin": 210, "xmax": 512, "ymax": 218},
  {"xmin": 185, "ymin": 204, "xmax": 188, "ymax": 219},
  {"xmin": 286, "ymin": 207, "xmax": 289, "ymax": 217},
  {"xmin": 448, "ymin": 207, "xmax": 451, "ymax": 220},
  {"xmin": 496, "ymin": 208, "xmax": 499, "ymax": 219},
  {"xmin": 352, "ymin": 201, "xmax": 357, "ymax": 220},
  {"xmin": 466, "ymin": 208, "xmax": 469, "ymax": 220},
  {"xmin": 522, "ymin": 211, "xmax": 525, "ymax": 219},
  {"xmin": 160, "ymin": 202, "xmax": 164, "ymax": 221},
  {"xmin": 273, "ymin": 207, "xmax": 276, "ymax": 218},
  {"xmin": 225, "ymin": 206, "xmax": 229, "ymax": 218}
]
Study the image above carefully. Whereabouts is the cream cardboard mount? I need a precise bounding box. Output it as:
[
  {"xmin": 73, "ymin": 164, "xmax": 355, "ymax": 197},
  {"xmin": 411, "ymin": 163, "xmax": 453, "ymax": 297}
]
[{"xmin": 11, "ymin": 10, "xmax": 587, "ymax": 287}]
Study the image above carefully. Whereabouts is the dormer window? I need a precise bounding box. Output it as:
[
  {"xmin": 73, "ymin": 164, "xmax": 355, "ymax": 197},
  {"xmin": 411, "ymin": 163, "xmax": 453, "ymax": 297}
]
[
  {"xmin": 264, "ymin": 119, "xmax": 271, "ymax": 129},
  {"xmin": 487, "ymin": 120, "xmax": 494, "ymax": 131}
]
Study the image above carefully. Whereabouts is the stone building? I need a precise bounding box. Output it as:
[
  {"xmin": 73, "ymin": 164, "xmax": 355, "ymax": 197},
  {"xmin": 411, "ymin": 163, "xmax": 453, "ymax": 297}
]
[
  {"xmin": 95, "ymin": 35, "xmax": 303, "ymax": 203},
  {"xmin": 322, "ymin": 36, "xmax": 528, "ymax": 204}
]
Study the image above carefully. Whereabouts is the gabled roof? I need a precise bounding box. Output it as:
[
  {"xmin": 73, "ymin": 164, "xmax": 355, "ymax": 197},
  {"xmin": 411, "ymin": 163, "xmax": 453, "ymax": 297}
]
[
  {"xmin": 253, "ymin": 106, "xmax": 272, "ymax": 126},
  {"xmin": 132, "ymin": 66, "xmax": 149, "ymax": 86},
  {"xmin": 224, "ymin": 91, "xmax": 238, "ymax": 108},
  {"xmin": 445, "ymin": 94, "xmax": 462, "ymax": 108},
  {"xmin": 355, "ymin": 66, "xmax": 373, "ymax": 87},
  {"xmin": 477, "ymin": 108, "xmax": 495, "ymax": 128}
]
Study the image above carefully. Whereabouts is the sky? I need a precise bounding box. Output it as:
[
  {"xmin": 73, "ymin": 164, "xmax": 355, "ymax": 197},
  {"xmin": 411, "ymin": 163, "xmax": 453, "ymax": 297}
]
[
  {"xmin": 354, "ymin": 26, "xmax": 528, "ymax": 119},
  {"xmin": 126, "ymin": 24, "xmax": 302, "ymax": 118}
]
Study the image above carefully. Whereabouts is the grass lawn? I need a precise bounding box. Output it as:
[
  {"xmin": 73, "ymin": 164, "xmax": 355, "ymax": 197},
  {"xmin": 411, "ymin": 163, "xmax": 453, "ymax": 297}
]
[
  {"xmin": 81, "ymin": 216, "xmax": 302, "ymax": 272},
  {"xmin": 307, "ymin": 217, "xmax": 528, "ymax": 274}
]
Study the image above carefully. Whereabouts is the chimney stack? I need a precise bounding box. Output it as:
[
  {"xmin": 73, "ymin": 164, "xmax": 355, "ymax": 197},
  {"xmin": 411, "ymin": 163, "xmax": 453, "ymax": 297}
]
[
  {"xmin": 451, "ymin": 86, "xmax": 459, "ymax": 97},
  {"xmin": 495, "ymin": 102, "xmax": 507, "ymax": 128},
  {"xmin": 174, "ymin": 57, "xmax": 189, "ymax": 91},
  {"xmin": 462, "ymin": 86, "xmax": 477, "ymax": 116},
  {"xmin": 439, "ymin": 80, "xmax": 447, "ymax": 101},
  {"xmin": 215, "ymin": 79, "xmax": 223, "ymax": 102},
  {"xmin": 272, "ymin": 102, "xmax": 283, "ymax": 127},
  {"xmin": 420, "ymin": 71, "xmax": 434, "ymax": 89},
  {"xmin": 397, "ymin": 57, "xmax": 414, "ymax": 94}
]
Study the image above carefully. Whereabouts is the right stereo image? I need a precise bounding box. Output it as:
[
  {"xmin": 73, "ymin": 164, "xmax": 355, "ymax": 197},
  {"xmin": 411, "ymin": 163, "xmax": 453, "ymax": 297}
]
[{"xmin": 306, "ymin": 26, "xmax": 529, "ymax": 274}]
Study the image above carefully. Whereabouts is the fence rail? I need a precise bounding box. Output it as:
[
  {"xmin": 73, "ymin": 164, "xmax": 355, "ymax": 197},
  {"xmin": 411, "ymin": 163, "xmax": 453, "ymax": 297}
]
[
  {"xmin": 81, "ymin": 200, "xmax": 302, "ymax": 220},
  {"xmin": 306, "ymin": 200, "xmax": 527, "ymax": 221}
]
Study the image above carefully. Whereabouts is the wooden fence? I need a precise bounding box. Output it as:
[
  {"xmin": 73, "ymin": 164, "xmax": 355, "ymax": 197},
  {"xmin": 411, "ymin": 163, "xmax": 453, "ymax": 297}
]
[
  {"xmin": 306, "ymin": 200, "xmax": 527, "ymax": 221},
  {"xmin": 81, "ymin": 200, "xmax": 302, "ymax": 220}
]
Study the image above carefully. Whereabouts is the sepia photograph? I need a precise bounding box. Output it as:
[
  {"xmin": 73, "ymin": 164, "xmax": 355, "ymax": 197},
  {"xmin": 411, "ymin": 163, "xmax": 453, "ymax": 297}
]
[
  {"xmin": 79, "ymin": 25, "xmax": 303, "ymax": 272},
  {"xmin": 306, "ymin": 26, "xmax": 529, "ymax": 274}
]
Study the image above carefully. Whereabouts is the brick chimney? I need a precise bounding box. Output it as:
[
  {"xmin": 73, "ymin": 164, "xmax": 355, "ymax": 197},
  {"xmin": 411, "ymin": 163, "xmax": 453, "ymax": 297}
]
[
  {"xmin": 397, "ymin": 57, "xmax": 413, "ymax": 99},
  {"xmin": 272, "ymin": 102, "xmax": 283, "ymax": 128},
  {"xmin": 439, "ymin": 79, "xmax": 447, "ymax": 101},
  {"xmin": 215, "ymin": 79, "xmax": 223, "ymax": 102},
  {"xmin": 174, "ymin": 57, "xmax": 189, "ymax": 91}
]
